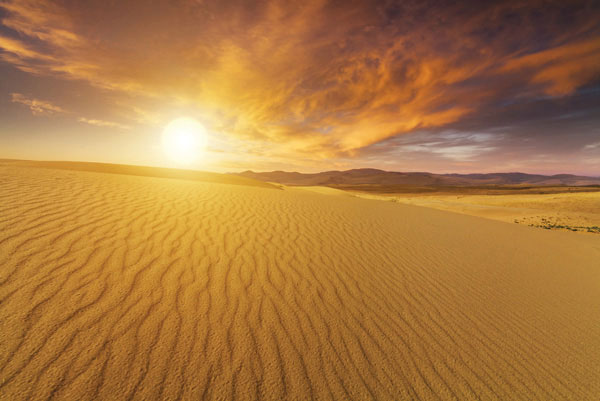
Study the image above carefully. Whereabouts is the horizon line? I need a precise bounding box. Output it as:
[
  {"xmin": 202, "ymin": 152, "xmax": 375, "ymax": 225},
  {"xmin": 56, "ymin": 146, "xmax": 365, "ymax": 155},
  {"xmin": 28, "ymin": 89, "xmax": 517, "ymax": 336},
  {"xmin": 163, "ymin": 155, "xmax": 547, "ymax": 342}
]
[{"xmin": 2, "ymin": 157, "xmax": 599, "ymax": 179}]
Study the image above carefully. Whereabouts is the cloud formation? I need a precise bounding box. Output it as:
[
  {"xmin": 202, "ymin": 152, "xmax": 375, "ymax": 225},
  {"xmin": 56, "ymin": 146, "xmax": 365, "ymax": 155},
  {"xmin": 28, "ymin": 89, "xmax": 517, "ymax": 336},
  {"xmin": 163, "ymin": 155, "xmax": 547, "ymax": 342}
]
[
  {"xmin": 1, "ymin": 0, "xmax": 599, "ymax": 170},
  {"xmin": 77, "ymin": 117, "xmax": 131, "ymax": 130},
  {"xmin": 11, "ymin": 92, "xmax": 65, "ymax": 115},
  {"xmin": 10, "ymin": 92, "xmax": 130, "ymax": 130}
]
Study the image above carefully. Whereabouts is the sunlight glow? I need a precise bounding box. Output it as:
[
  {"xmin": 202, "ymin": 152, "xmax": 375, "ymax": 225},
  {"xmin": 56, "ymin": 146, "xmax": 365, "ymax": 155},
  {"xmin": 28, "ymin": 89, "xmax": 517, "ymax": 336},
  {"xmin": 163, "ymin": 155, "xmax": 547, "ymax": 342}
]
[{"xmin": 162, "ymin": 118, "xmax": 207, "ymax": 165}]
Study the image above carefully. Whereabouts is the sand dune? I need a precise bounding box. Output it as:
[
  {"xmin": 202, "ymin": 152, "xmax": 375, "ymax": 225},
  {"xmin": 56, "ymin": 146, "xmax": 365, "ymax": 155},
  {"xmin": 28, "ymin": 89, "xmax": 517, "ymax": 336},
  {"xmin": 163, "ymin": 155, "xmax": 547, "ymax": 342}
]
[
  {"xmin": 354, "ymin": 191, "xmax": 600, "ymax": 234},
  {"xmin": 0, "ymin": 159, "xmax": 277, "ymax": 189},
  {"xmin": 1, "ymin": 164, "xmax": 600, "ymax": 400}
]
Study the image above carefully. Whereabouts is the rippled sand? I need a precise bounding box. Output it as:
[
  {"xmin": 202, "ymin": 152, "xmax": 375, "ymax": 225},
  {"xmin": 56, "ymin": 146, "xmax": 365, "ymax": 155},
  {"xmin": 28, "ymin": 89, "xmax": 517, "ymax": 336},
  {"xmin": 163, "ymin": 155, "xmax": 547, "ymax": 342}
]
[{"xmin": 1, "ymin": 164, "xmax": 599, "ymax": 400}]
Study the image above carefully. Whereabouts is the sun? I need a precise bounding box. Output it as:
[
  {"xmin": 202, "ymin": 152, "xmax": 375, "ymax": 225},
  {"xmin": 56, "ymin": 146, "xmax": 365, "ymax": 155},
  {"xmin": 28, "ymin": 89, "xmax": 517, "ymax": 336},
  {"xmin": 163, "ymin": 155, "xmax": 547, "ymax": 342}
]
[{"xmin": 162, "ymin": 118, "xmax": 207, "ymax": 165}]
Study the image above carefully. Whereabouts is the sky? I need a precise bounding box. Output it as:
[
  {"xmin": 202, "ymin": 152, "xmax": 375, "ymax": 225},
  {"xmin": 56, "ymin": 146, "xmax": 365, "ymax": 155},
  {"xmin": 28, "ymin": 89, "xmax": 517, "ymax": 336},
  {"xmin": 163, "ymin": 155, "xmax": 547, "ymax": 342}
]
[{"xmin": 0, "ymin": 0, "xmax": 599, "ymax": 175}]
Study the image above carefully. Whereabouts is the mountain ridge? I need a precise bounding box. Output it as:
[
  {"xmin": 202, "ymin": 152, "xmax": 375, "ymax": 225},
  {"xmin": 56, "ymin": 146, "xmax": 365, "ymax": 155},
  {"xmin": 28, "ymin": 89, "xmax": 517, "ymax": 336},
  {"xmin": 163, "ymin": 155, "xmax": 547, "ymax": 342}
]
[{"xmin": 236, "ymin": 168, "xmax": 600, "ymax": 187}]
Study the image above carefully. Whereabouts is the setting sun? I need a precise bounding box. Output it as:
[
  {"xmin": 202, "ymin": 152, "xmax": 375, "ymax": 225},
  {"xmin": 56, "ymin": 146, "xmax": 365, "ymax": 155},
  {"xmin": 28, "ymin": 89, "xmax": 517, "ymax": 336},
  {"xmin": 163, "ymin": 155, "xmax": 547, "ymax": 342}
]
[{"xmin": 162, "ymin": 117, "xmax": 207, "ymax": 165}]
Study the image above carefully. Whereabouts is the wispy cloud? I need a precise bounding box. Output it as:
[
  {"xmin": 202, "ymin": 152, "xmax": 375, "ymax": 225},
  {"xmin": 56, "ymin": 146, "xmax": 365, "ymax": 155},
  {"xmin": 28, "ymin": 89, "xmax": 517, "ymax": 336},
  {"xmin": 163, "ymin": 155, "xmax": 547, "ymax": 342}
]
[
  {"xmin": 11, "ymin": 92, "xmax": 66, "ymax": 115},
  {"xmin": 77, "ymin": 117, "xmax": 131, "ymax": 130},
  {"xmin": 393, "ymin": 131, "xmax": 500, "ymax": 162},
  {"xmin": 10, "ymin": 92, "xmax": 130, "ymax": 130}
]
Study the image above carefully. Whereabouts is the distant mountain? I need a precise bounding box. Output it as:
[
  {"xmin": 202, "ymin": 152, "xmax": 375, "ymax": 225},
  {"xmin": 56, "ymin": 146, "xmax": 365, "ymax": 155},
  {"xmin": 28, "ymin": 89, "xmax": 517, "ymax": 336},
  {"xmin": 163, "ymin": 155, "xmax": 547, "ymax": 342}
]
[{"xmin": 236, "ymin": 169, "xmax": 600, "ymax": 187}]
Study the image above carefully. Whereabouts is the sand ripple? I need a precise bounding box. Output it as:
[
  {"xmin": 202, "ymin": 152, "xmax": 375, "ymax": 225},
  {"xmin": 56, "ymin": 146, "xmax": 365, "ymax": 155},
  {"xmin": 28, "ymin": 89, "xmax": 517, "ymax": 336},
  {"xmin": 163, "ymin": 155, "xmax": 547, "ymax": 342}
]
[{"xmin": 1, "ymin": 165, "xmax": 599, "ymax": 400}]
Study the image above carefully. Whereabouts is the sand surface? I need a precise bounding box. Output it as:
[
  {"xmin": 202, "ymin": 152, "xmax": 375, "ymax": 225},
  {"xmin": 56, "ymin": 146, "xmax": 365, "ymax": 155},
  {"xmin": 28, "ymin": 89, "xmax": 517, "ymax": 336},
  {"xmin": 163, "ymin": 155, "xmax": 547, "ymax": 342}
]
[
  {"xmin": 0, "ymin": 159, "xmax": 278, "ymax": 189},
  {"xmin": 1, "ymin": 164, "xmax": 600, "ymax": 400},
  {"xmin": 354, "ymin": 191, "xmax": 600, "ymax": 234}
]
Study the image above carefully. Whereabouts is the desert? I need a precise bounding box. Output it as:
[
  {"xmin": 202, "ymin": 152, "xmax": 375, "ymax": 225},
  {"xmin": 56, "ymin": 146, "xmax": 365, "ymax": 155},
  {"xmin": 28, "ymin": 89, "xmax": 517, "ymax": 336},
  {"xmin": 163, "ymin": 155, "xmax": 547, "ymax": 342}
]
[
  {"xmin": 1, "ymin": 162, "xmax": 599, "ymax": 400},
  {"xmin": 2, "ymin": 1, "xmax": 600, "ymax": 399},
  {"xmin": 241, "ymin": 168, "xmax": 600, "ymax": 235},
  {"xmin": 358, "ymin": 191, "xmax": 600, "ymax": 234}
]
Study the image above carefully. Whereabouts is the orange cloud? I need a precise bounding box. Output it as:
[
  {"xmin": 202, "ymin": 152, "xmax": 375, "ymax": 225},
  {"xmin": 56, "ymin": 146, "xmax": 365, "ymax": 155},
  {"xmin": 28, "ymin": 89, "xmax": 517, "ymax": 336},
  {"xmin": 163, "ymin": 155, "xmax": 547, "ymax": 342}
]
[
  {"xmin": 1, "ymin": 0, "xmax": 599, "ymax": 164},
  {"xmin": 500, "ymin": 38, "xmax": 600, "ymax": 95}
]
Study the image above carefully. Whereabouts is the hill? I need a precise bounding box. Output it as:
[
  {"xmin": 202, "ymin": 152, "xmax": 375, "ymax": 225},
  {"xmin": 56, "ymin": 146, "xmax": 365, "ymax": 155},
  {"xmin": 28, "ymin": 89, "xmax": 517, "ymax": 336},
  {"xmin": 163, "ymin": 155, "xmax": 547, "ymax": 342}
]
[{"xmin": 237, "ymin": 168, "xmax": 600, "ymax": 187}]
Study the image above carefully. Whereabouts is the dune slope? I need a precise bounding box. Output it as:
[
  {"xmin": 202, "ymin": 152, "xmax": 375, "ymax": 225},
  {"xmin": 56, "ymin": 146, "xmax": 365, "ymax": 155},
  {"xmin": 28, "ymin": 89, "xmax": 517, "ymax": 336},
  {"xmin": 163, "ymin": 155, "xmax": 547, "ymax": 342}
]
[
  {"xmin": 353, "ymin": 191, "xmax": 600, "ymax": 234},
  {"xmin": 0, "ymin": 159, "xmax": 278, "ymax": 189},
  {"xmin": 1, "ymin": 165, "xmax": 599, "ymax": 400}
]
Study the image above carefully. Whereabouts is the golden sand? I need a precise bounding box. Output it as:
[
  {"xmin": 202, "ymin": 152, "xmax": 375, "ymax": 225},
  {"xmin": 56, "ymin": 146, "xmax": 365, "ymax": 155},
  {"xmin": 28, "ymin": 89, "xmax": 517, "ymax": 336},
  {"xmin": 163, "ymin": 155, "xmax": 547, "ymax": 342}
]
[
  {"xmin": 356, "ymin": 191, "xmax": 600, "ymax": 234},
  {"xmin": 1, "ymin": 164, "xmax": 599, "ymax": 400}
]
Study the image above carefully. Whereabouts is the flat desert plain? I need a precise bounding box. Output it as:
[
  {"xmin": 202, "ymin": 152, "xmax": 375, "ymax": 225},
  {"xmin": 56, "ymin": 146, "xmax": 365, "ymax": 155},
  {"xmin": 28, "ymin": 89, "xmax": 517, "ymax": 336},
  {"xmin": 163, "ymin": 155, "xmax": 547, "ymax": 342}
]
[
  {"xmin": 1, "ymin": 163, "xmax": 600, "ymax": 400},
  {"xmin": 354, "ymin": 191, "xmax": 600, "ymax": 234}
]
